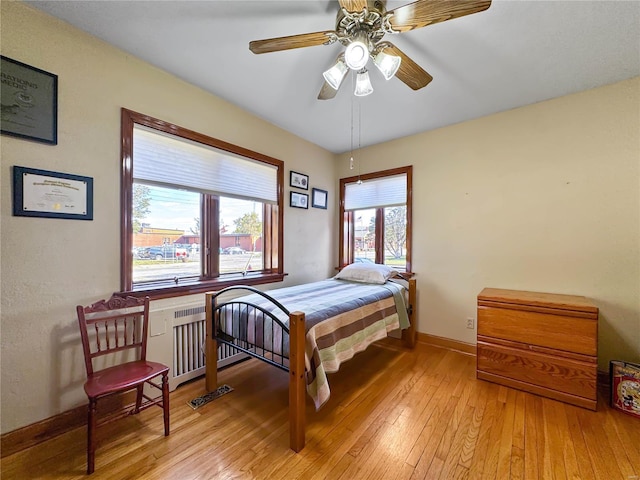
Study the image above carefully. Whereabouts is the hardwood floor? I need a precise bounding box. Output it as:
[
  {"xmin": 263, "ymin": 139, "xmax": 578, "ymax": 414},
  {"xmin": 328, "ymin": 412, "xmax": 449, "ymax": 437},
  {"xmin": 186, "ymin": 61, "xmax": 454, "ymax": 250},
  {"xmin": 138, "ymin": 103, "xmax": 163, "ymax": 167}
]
[{"xmin": 2, "ymin": 342, "xmax": 639, "ymax": 479}]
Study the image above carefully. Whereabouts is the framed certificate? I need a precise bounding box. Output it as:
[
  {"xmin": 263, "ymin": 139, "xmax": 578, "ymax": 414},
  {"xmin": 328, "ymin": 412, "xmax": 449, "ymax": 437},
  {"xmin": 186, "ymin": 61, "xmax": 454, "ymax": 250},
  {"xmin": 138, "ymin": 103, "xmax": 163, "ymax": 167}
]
[
  {"xmin": 13, "ymin": 166, "xmax": 93, "ymax": 220},
  {"xmin": 311, "ymin": 188, "xmax": 328, "ymax": 209}
]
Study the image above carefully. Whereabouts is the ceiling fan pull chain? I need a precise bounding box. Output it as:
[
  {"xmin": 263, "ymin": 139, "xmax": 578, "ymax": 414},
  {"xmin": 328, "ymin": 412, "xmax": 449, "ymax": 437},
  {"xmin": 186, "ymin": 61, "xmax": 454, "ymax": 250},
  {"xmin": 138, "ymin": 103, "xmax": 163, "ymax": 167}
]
[{"xmin": 350, "ymin": 74, "xmax": 355, "ymax": 162}]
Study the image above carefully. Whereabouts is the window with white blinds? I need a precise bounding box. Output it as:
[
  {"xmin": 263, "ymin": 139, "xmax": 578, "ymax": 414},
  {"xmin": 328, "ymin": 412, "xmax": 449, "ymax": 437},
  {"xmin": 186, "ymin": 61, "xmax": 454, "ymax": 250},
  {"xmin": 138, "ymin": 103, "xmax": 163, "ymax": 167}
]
[
  {"xmin": 344, "ymin": 173, "xmax": 407, "ymax": 211},
  {"xmin": 133, "ymin": 125, "xmax": 278, "ymax": 203},
  {"xmin": 339, "ymin": 166, "xmax": 412, "ymax": 272},
  {"xmin": 120, "ymin": 108, "xmax": 285, "ymax": 297}
]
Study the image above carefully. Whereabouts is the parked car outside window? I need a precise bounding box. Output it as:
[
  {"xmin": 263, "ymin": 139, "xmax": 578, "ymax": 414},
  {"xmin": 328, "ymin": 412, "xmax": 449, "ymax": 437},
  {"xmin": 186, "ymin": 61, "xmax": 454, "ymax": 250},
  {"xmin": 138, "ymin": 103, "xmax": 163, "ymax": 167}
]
[
  {"xmin": 222, "ymin": 247, "xmax": 245, "ymax": 255},
  {"xmin": 143, "ymin": 245, "xmax": 188, "ymax": 262}
]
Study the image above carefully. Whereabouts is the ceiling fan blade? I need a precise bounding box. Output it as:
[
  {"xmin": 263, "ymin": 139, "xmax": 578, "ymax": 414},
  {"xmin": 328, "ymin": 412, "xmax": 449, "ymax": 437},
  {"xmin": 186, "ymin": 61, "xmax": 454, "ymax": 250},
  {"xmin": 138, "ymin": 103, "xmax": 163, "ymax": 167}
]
[
  {"xmin": 381, "ymin": 42, "xmax": 433, "ymax": 90},
  {"xmin": 249, "ymin": 31, "xmax": 336, "ymax": 54},
  {"xmin": 338, "ymin": 0, "xmax": 368, "ymax": 12},
  {"xmin": 318, "ymin": 81, "xmax": 339, "ymax": 100},
  {"xmin": 387, "ymin": 0, "xmax": 491, "ymax": 33}
]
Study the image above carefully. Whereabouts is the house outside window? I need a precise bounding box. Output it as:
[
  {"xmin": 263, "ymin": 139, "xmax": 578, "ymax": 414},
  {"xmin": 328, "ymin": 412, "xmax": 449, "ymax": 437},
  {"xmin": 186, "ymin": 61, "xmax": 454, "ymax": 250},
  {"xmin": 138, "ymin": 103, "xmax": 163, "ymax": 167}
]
[
  {"xmin": 121, "ymin": 108, "xmax": 284, "ymax": 298},
  {"xmin": 339, "ymin": 166, "xmax": 412, "ymax": 273}
]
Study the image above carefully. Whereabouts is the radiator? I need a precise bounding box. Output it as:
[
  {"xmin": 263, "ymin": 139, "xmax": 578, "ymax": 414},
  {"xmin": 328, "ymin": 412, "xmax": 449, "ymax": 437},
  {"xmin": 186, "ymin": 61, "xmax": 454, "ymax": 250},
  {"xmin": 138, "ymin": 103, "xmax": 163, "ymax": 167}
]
[{"xmin": 149, "ymin": 302, "xmax": 248, "ymax": 391}]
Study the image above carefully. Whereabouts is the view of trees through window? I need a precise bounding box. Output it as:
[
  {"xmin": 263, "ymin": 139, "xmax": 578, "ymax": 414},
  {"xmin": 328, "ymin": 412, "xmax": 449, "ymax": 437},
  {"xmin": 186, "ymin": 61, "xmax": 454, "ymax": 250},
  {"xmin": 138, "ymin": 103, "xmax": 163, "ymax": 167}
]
[
  {"xmin": 121, "ymin": 108, "xmax": 284, "ymax": 295},
  {"xmin": 354, "ymin": 206, "xmax": 407, "ymax": 269},
  {"xmin": 340, "ymin": 166, "xmax": 411, "ymax": 272},
  {"xmin": 131, "ymin": 183, "xmax": 264, "ymax": 284}
]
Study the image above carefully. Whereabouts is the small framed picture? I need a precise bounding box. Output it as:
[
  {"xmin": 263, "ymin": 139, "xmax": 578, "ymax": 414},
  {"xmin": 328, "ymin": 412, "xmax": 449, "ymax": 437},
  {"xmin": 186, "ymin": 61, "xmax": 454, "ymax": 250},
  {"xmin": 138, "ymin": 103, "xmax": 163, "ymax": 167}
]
[
  {"xmin": 290, "ymin": 191, "xmax": 308, "ymax": 209},
  {"xmin": 312, "ymin": 188, "xmax": 328, "ymax": 209},
  {"xmin": 290, "ymin": 171, "xmax": 309, "ymax": 190},
  {"xmin": 1, "ymin": 56, "xmax": 58, "ymax": 145}
]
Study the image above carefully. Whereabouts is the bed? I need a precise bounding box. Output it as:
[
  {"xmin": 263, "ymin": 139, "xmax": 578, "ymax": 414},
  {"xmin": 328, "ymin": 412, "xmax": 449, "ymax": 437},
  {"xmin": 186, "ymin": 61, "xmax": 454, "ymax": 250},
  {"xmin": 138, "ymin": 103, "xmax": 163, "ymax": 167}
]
[{"xmin": 204, "ymin": 263, "xmax": 417, "ymax": 452}]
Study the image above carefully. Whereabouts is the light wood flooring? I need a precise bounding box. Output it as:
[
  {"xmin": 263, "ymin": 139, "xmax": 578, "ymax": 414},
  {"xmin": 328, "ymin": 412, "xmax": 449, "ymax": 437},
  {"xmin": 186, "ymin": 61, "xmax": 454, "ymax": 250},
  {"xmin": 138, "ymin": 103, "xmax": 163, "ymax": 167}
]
[{"xmin": 2, "ymin": 341, "xmax": 639, "ymax": 479}]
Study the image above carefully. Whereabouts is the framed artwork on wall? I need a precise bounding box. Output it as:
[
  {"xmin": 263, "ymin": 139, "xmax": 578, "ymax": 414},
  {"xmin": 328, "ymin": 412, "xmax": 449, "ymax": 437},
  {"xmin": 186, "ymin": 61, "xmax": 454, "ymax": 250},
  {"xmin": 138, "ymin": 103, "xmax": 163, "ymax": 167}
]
[
  {"xmin": 290, "ymin": 191, "xmax": 308, "ymax": 209},
  {"xmin": 289, "ymin": 171, "xmax": 309, "ymax": 190},
  {"xmin": 12, "ymin": 166, "xmax": 93, "ymax": 220},
  {"xmin": 1, "ymin": 56, "xmax": 58, "ymax": 145},
  {"xmin": 311, "ymin": 188, "xmax": 328, "ymax": 209}
]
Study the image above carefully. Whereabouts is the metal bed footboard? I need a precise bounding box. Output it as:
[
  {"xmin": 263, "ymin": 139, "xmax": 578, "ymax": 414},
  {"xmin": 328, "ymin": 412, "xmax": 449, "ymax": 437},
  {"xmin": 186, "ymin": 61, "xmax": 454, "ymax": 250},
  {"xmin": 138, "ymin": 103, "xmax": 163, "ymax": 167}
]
[{"xmin": 210, "ymin": 286, "xmax": 292, "ymax": 372}]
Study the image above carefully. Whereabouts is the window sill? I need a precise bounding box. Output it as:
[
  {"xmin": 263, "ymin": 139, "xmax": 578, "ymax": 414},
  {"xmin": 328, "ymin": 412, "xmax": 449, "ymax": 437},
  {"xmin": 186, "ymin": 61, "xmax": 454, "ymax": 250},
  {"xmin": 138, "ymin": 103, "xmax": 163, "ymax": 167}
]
[{"xmin": 120, "ymin": 272, "xmax": 287, "ymax": 300}]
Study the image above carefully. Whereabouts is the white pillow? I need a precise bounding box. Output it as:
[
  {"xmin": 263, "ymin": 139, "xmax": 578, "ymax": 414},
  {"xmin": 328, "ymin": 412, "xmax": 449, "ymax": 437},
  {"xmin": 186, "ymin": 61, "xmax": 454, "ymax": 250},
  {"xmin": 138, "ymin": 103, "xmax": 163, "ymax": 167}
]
[{"xmin": 334, "ymin": 262, "xmax": 397, "ymax": 285}]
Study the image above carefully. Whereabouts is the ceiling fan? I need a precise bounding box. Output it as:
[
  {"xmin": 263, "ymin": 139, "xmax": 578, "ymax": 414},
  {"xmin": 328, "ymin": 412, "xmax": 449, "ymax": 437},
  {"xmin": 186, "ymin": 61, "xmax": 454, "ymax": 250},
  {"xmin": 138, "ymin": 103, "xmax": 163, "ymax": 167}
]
[{"xmin": 249, "ymin": 0, "xmax": 492, "ymax": 100}]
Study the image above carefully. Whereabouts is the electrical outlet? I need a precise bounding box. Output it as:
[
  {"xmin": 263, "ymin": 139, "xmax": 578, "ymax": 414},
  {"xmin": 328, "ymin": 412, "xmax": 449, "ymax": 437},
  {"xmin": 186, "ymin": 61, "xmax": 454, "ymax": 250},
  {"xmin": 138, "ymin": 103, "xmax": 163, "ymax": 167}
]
[{"xmin": 466, "ymin": 317, "xmax": 475, "ymax": 329}]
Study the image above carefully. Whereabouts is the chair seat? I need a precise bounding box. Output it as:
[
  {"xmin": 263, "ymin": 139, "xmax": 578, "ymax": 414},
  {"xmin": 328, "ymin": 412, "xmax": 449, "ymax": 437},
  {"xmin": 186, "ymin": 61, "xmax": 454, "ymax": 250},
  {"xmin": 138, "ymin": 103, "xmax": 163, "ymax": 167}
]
[{"xmin": 84, "ymin": 360, "xmax": 169, "ymax": 399}]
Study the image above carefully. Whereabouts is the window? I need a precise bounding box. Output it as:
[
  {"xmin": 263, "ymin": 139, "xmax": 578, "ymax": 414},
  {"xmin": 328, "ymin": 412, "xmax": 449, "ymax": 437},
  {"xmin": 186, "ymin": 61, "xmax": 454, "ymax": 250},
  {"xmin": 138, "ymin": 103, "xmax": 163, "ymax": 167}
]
[
  {"xmin": 121, "ymin": 109, "xmax": 284, "ymax": 297},
  {"xmin": 339, "ymin": 166, "xmax": 412, "ymax": 272}
]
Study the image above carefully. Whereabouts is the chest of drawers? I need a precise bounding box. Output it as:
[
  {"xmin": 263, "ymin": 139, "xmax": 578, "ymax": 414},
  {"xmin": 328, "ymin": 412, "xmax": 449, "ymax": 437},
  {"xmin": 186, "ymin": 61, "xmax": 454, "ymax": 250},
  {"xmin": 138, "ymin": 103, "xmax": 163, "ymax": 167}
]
[{"xmin": 476, "ymin": 288, "xmax": 599, "ymax": 410}]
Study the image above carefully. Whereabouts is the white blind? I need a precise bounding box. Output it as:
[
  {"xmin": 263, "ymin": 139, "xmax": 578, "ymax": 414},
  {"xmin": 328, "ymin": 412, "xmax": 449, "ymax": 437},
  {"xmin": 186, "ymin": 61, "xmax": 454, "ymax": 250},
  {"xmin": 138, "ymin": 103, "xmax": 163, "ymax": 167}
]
[
  {"xmin": 133, "ymin": 125, "xmax": 278, "ymax": 203},
  {"xmin": 344, "ymin": 173, "xmax": 407, "ymax": 210}
]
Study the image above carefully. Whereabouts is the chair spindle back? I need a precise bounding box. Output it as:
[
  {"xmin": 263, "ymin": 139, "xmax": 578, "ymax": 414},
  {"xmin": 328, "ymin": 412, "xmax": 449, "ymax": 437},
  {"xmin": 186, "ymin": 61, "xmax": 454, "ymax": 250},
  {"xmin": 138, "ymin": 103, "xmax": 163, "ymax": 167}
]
[{"xmin": 76, "ymin": 295, "xmax": 150, "ymax": 376}]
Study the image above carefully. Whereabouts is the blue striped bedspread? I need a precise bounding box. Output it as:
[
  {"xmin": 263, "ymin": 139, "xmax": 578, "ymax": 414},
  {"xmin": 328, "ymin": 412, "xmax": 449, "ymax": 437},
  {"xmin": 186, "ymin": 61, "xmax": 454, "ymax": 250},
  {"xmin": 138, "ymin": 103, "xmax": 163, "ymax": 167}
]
[{"xmin": 217, "ymin": 278, "xmax": 409, "ymax": 409}]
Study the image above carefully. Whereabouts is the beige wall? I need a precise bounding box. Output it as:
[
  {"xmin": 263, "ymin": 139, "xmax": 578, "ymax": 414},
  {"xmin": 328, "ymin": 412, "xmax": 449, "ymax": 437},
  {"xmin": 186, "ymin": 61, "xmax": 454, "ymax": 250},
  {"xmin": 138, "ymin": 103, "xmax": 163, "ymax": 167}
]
[
  {"xmin": 2, "ymin": 1, "xmax": 639, "ymax": 436},
  {"xmin": 0, "ymin": 2, "xmax": 336, "ymax": 434},
  {"xmin": 338, "ymin": 76, "xmax": 640, "ymax": 372}
]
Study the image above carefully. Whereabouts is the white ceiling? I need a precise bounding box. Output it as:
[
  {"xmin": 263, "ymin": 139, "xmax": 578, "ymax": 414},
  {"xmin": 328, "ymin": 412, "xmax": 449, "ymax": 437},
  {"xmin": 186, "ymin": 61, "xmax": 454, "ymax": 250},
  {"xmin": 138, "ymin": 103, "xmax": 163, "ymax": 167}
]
[{"xmin": 26, "ymin": 0, "xmax": 640, "ymax": 154}]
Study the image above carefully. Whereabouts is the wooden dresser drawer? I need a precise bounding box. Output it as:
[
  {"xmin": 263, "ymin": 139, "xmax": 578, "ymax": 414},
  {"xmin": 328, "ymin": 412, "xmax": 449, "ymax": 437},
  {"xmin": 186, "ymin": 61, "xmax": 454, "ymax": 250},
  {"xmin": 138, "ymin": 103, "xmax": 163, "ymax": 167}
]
[
  {"xmin": 476, "ymin": 288, "xmax": 598, "ymax": 410},
  {"xmin": 477, "ymin": 306, "xmax": 597, "ymax": 356},
  {"xmin": 477, "ymin": 340, "xmax": 597, "ymax": 401}
]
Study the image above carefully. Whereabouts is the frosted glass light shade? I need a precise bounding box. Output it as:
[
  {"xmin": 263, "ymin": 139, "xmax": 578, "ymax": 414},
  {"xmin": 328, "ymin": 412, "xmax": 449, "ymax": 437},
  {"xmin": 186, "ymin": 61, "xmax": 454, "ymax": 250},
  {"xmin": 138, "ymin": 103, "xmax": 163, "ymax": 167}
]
[
  {"xmin": 322, "ymin": 57, "xmax": 348, "ymax": 90},
  {"xmin": 354, "ymin": 69, "xmax": 373, "ymax": 97},
  {"xmin": 373, "ymin": 50, "xmax": 401, "ymax": 80},
  {"xmin": 345, "ymin": 40, "xmax": 369, "ymax": 70}
]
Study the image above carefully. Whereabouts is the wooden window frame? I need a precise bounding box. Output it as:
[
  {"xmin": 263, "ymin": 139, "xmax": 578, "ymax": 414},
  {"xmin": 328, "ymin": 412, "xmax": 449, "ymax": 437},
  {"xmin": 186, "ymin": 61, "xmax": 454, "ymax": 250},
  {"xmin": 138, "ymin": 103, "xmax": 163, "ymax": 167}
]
[
  {"xmin": 120, "ymin": 108, "xmax": 285, "ymax": 299},
  {"xmin": 339, "ymin": 166, "xmax": 412, "ymax": 273}
]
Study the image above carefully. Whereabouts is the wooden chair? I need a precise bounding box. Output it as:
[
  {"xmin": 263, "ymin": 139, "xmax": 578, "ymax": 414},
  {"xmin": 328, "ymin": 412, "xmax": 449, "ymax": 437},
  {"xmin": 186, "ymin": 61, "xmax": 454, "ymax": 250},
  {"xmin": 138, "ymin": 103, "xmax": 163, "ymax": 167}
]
[{"xmin": 76, "ymin": 295, "xmax": 169, "ymax": 474}]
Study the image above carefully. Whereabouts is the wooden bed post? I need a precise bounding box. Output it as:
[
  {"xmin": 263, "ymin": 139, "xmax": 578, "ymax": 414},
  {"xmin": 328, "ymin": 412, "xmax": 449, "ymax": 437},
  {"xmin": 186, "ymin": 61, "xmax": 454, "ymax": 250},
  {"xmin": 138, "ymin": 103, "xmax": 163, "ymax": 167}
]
[
  {"xmin": 402, "ymin": 278, "xmax": 417, "ymax": 349},
  {"xmin": 205, "ymin": 292, "xmax": 218, "ymax": 392},
  {"xmin": 289, "ymin": 311, "xmax": 306, "ymax": 452}
]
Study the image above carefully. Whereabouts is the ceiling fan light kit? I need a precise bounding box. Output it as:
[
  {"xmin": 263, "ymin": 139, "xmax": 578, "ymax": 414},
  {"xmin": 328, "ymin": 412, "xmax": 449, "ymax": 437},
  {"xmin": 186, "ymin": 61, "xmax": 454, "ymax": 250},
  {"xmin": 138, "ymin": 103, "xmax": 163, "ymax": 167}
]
[
  {"xmin": 373, "ymin": 47, "xmax": 401, "ymax": 80},
  {"xmin": 344, "ymin": 35, "xmax": 371, "ymax": 71},
  {"xmin": 323, "ymin": 54, "xmax": 349, "ymax": 90},
  {"xmin": 354, "ymin": 69, "xmax": 374, "ymax": 97},
  {"xmin": 249, "ymin": 0, "xmax": 492, "ymax": 100}
]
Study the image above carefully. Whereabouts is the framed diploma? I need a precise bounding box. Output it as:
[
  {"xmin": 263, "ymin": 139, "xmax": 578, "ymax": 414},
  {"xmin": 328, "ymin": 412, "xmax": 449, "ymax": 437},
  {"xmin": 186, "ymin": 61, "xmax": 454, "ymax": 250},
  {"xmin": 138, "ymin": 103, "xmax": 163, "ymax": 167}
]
[
  {"xmin": 1, "ymin": 56, "xmax": 58, "ymax": 145},
  {"xmin": 13, "ymin": 166, "xmax": 93, "ymax": 220},
  {"xmin": 311, "ymin": 188, "xmax": 328, "ymax": 209}
]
